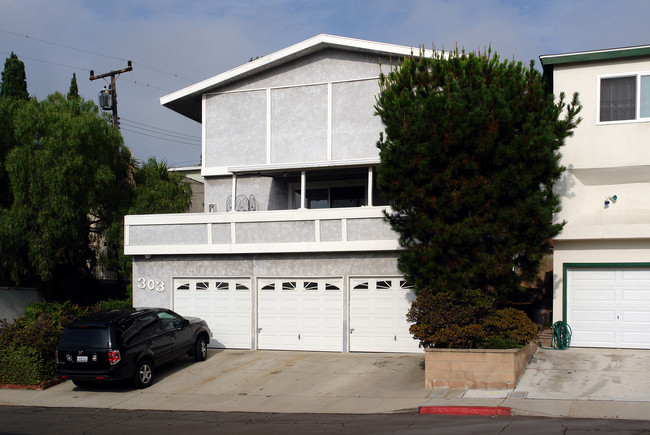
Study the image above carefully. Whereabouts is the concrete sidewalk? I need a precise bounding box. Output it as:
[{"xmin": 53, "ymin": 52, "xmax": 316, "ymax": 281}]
[
  {"xmin": 1, "ymin": 348, "xmax": 650, "ymax": 420},
  {"xmin": 420, "ymin": 347, "xmax": 650, "ymax": 419}
]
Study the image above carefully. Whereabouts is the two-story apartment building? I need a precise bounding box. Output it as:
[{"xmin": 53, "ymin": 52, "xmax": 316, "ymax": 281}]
[
  {"xmin": 124, "ymin": 35, "xmax": 430, "ymax": 353},
  {"xmin": 541, "ymin": 45, "xmax": 650, "ymax": 349}
]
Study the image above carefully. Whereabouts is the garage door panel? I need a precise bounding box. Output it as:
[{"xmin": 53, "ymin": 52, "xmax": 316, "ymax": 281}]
[
  {"xmin": 174, "ymin": 278, "xmax": 252, "ymax": 349},
  {"xmin": 573, "ymin": 331, "xmax": 617, "ymax": 346},
  {"xmin": 350, "ymin": 277, "xmax": 422, "ymax": 353},
  {"xmin": 622, "ymin": 289, "xmax": 650, "ymax": 302},
  {"xmin": 573, "ymin": 288, "xmax": 615, "ymax": 302},
  {"xmin": 568, "ymin": 267, "xmax": 650, "ymax": 349},
  {"xmin": 572, "ymin": 309, "xmax": 616, "ymax": 322},
  {"xmin": 621, "ymin": 270, "xmax": 650, "ymax": 280},
  {"xmin": 621, "ymin": 332, "xmax": 650, "ymax": 347},
  {"xmin": 620, "ymin": 309, "xmax": 650, "ymax": 323},
  {"xmin": 573, "ymin": 270, "xmax": 616, "ymax": 281},
  {"xmin": 258, "ymin": 278, "xmax": 343, "ymax": 352}
]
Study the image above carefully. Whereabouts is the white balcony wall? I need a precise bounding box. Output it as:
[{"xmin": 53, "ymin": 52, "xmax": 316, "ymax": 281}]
[{"xmin": 125, "ymin": 207, "xmax": 399, "ymax": 256}]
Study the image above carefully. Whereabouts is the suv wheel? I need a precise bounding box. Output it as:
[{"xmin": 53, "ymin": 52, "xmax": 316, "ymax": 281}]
[
  {"xmin": 194, "ymin": 336, "xmax": 207, "ymax": 361},
  {"xmin": 134, "ymin": 359, "xmax": 154, "ymax": 389}
]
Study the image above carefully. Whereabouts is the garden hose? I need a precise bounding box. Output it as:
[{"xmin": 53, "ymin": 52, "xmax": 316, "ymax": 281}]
[{"xmin": 539, "ymin": 320, "xmax": 572, "ymax": 350}]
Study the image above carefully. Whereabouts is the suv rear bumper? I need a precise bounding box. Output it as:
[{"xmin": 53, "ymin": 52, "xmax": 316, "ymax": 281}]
[{"xmin": 55, "ymin": 364, "xmax": 134, "ymax": 382}]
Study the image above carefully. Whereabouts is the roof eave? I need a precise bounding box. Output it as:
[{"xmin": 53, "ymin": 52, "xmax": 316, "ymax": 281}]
[
  {"xmin": 540, "ymin": 44, "xmax": 650, "ymax": 68},
  {"xmin": 160, "ymin": 34, "xmax": 430, "ymax": 122}
]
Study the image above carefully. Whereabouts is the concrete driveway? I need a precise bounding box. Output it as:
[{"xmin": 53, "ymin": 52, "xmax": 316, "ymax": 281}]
[
  {"xmin": 0, "ymin": 350, "xmax": 431, "ymax": 414},
  {"xmin": 514, "ymin": 347, "xmax": 650, "ymax": 402},
  {"xmin": 3, "ymin": 347, "xmax": 650, "ymax": 417}
]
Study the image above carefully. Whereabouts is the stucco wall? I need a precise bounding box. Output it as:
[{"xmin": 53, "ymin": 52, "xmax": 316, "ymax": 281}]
[
  {"xmin": 552, "ymin": 58, "xmax": 650, "ymax": 170},
  {"xmin": 552, "ymin": 58, "xmax": 650, "ymax": 240},
  {"xmin": 203, "ymin": 49, "xmax": 389, "ymax": 172},
  {"xmin": 132, "ymin": 251, "xmax": 401, "ymax": 309}
]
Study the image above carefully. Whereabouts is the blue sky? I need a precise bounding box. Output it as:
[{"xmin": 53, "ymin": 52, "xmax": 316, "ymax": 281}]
[{"xmin": 1, "ymin": 0, "xmax": 649, "ymax": 166}]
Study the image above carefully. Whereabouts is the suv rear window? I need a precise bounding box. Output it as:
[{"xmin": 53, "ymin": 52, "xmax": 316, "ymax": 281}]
[{"xmin": 59, "ymin": 327, "xmax": 109, "ymax": 348}]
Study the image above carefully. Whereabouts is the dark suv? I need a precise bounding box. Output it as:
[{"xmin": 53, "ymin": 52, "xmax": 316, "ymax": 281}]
[{"xmin": 55, "ymin": 308, "xmax": 212, "ymax": 389}]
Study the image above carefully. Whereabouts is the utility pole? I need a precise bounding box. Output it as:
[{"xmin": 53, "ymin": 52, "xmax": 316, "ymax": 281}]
[{"xmin": 90, "ymin": 61, "xmax": 133, "ymax": 127}]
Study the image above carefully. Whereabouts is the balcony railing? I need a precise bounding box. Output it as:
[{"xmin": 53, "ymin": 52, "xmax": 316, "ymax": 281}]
[{"xmin": 124, "ymin": 207, "xmax": 399, "ymax": 256}]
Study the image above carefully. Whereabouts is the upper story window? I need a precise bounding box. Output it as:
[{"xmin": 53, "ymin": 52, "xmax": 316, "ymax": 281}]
[
  {"xmin": 599, "ymin": 73, "xmax": 650, "ymax": 122},
  {"xmin": 292, "ymin": 185, "xmax": 367, "ymax": 209}
]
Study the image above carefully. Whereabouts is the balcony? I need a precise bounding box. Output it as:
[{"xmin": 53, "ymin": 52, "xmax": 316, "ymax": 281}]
[{"xmin": 124, "ymin": 206, "xmax": 399, "ymax": 256}]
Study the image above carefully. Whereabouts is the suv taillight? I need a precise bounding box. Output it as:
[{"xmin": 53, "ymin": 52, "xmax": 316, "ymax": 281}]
[
  {"xmin": 108, "ymin": 350, "xmax": 121, "ymax": 365},
  {"xmin": 55, "ymin": 350, "xmax": 59, "ymax": 363}
]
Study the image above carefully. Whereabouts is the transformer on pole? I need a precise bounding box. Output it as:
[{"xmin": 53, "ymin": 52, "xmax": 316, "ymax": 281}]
[{"xmin": 90, "ymin": 60, "xmax": 133, "ymax": 127}]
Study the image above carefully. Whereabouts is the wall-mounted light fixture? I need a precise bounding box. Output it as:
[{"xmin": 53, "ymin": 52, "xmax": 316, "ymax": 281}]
[{"xmin": 604, "ymin": 194, "xmax": 618, "ymax": 208}]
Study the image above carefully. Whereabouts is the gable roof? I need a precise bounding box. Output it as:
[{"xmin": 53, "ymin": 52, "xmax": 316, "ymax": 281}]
[{"xmin": 160, "ymin": 34, "xmax": 429, "ymax": 122}]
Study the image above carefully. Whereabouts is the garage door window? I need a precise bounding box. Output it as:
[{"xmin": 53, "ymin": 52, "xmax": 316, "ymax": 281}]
[{"xmin": 282, "ymin": 281, "xmax": 297, "ymax": 291}]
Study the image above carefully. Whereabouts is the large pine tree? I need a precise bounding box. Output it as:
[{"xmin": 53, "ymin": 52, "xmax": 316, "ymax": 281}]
[{"xmin": 375, "ymin": 48, "xmax": 581, "ymax": 299}]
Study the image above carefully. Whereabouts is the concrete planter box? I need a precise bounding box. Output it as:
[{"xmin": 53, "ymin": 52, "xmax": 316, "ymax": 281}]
[{"xmin": 424, "ymin": 342, "xmax": 537, "ymax": 389}]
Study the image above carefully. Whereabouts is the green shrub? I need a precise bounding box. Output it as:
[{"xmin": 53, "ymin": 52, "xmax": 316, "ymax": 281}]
[
  {"xmin": 92, "ymin": 298, "xmax": 131, "ymax": 313},
  {"xmin": 429, "ymin": 324, "xmax": 486, "ymax": 349},
  {"xmin": 0, "ymin": 298, "xmax": 130, "ymax": 386},
  {"xmin": 407, "ymin": 289, "xmax": 537, "ymax": 349},
  {"xmin": 481, "ymin": 307, "xmax": 538, "ymax": 348},
  {"xmin": 407, "ymin": 289, "xmax": 494, "ymax": 348}
]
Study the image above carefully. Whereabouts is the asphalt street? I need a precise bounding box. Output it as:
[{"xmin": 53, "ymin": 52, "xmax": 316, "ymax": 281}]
[{"xmin": 1, "ymin": 406, "xmax": 650, "ymax": 435}]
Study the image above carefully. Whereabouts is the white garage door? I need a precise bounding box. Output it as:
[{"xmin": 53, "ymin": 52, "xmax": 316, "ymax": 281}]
[
  {"xmin": 258, "ymin": 278, "xmax": 343, "ymax": 351},
  {"xmin": 174, "ymin": 278, "xmax": 252, "ymax": 349},
  {"xmin": 567, "ymin": 267, "xmax": 650, "ymax": 349},
  {"xmin": 349, "ymin": 277, "xmax": 422, "ymax": 353}
]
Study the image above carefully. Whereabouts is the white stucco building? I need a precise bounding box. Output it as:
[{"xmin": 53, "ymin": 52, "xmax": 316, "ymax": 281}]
[
  {"xmin": 124, "ymin": 35, "xmax": 431, "ymax": 353},
  {"xmin": 541, "ymin": 45, "xmax": 650, "ymax": 349}
]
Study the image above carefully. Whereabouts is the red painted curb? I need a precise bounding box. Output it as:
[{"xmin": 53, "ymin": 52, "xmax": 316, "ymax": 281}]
[{"xmin": 419, "ymin": 406, "xmax": 512, "ymax": 416}]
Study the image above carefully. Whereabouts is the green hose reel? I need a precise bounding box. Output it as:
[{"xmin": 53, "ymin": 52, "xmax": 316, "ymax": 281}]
[{"xmin": 540, "ymin": 320, "xmax": 572, "ymax": 350}]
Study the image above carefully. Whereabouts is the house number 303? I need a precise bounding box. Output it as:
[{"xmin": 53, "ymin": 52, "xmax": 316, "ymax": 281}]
[{"xmin": 137, "ymin": 278, "xmax": 165, "ymax": 292}]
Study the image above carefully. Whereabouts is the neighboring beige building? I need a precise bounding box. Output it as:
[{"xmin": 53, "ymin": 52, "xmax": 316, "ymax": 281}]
[
  {"xmin": 541, "ymin": 45, "xmax": 650, "ymax": 349},
  {"xmin": 169, "ymin": 166, "xmax": 204, "ymax": 213}
]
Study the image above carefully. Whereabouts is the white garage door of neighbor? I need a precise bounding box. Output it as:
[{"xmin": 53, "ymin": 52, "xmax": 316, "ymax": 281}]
[
  {"xmin": 567, "ymin": 267, "xmax": 650, "ymax": 349},
  {"xmin": 173, "ymin": 278, "xmax": 252, "ymax": 349},
  {"xmin": 349, "ymin": 277, "xmax": 422, "ymax": 353},
  {"xmin": 258, "ymin": 278, "xmax": 343, "ymax": 352}
]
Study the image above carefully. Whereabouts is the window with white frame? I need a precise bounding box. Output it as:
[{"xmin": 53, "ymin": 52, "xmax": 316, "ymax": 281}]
[{"xmin": 599, "ymin": 73, "xmax": 650, "ymax": 122}]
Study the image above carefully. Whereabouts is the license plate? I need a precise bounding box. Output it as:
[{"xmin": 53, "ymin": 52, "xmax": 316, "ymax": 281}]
[{"xmin": 77, "ymin": 356, "xmax": 88, "ymax": 363}]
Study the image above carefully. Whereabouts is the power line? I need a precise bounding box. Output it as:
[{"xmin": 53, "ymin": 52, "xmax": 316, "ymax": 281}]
[
  {"xmin": 121, "ymin": 126, "xmax": 202, "ymax": 147},
  {"xmin": 120, "ymin": 118, "xmax": 201, "ymax": 140},
  {"xmin": 0, "ymin": 50, "xmax": 177, "ymax": 93},
  {"xmin": 120, "ymin": 120, "xmax": 201, "ymax": 142},
  {"xmin": 0, "ymin": 50, "xmax": 91, "ymax": 72},
  {"xmin": 121, "ymin": 78, "xmax": 173, "ymax": 92},
  {"xmin": 0, "ymin": 27, "xmax": 196, "ymax": 83}
]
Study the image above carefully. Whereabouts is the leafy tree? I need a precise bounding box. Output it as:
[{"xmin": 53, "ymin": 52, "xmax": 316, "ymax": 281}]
[
  {"xmin": 0, "ymin": 92, "xmax": 131, "ymax": 292},
  {"xmin": 67, "ymin": 73, "xmax": 79, "ymax": 100},
  {"xmin": 103, "ymin": 158, "xmax": 192, "ymax": 280},
  {"xmin": 0, "ymin": 52, "xmax": 29, "ymax": 101},
  {"xmin": 375, "ymin": 48, "xmax": 581, "ymax": 299}
]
